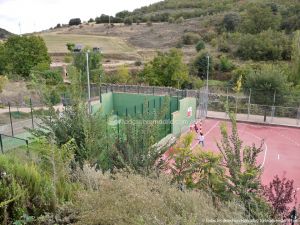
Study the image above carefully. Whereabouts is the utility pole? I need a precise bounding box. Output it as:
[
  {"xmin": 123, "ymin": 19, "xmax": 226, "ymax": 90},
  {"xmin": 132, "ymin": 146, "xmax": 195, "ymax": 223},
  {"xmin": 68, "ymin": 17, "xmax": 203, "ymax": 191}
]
[{"xmin": 86, "ymin": 51, "xmax": 91, "ymax": 114}]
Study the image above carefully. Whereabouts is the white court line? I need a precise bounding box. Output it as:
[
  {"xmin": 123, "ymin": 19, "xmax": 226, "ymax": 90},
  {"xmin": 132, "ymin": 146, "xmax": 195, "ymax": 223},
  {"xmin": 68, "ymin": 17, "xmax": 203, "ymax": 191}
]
[
  {"xmin": 191, "ymin": 121, "xmax": 220, "ymax": 149},
  {"xmin": 190, "ymin": 121, "xmax": 268, "ymax": 169},
  {"xmin": 278, "ymin": 154, "xmax": 280, "ymax": 160}
]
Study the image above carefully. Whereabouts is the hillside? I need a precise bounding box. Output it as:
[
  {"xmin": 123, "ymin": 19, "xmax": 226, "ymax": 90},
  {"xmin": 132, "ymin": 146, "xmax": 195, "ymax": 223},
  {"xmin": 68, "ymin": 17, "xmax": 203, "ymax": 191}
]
[
  {"xmin": 0, "ymin": 28, "xmax": 13, "ymax": 39},
  {"xmin": 42, "ymin": 0, "xmax": 300, "ymax": 63}
]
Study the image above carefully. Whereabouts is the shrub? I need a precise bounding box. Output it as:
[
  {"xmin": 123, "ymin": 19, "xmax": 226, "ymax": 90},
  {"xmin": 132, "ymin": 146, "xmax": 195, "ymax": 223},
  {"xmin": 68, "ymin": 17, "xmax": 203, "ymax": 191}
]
[
  {"xmin": 168, "ymin": 17, "xmax": 175, "ymax": 23},
  {"xmin": 240, "ymin": 4, "xmax": 281, "ymax": 34},
  {"xmin": 195, "ymin": 40, "xmax": 205, "ymax": 52},
  {"xmin": 134, "ymin": 60, "xmax": 142, "ymax": 66},
  {"xmin": 0, "ymin": 75, "xmax": 8, "ymax": 93},
  {"xmin": 124, "ymin": 17, "xmax": 133, "ymax": 25},
  {"xmin": 40, "ymin": 70, "xmax": 63, "ymax": 85},
  {"xmin": 202, "ymin": 30, "xmax": 217, "ymax": 42},
  {"xmin": 69, "ymin": 18, "xmax": 81, "ymax": 26},
  {"xmin": 218, "ymin": 41, "xmax": 231, "ymax": 53},
  {"xmin": 88, "ymin": 18, "xmax": 94, "ymax": 23},
  {"xmin": 236, "ymin": 30, "xmax": 291, "ymax": 61},
  {"xmin": 176, "ymin": 16, "xmax": 184, "ymax": 24},
  {"xmin": 191, "ymin": 52, "xmax": 213, "ymax": 79},
  {"xmin": 223, "ymin": 12, "xmax": 241, "ymax": 32},
  {"xmin": 219, "ymin": 56, "xmax": 235, "ymax": 72},
  {"xmin": 182, "ymin": 32, "xmax": 201, "ymax": 45},
  {"xmin": 146, "ymin": 21, "xmax": 152, "ymax": 26},
  {"xmin": 75, "ymin": 171, "xmax": 248, "ymax": 225}
]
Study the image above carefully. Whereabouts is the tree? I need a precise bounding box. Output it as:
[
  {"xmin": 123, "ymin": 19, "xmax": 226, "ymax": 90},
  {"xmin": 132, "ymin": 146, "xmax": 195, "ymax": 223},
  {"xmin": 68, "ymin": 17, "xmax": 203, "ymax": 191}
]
[
  {"xmin": 95, "ymin": 14, "xmax": 110, "ymax": 24},
  {"xmin": 223, "ymin": 13, "xmax": 241, "ymax": 32},
  {"xmin": 244, "ymin": 65, "xmax": 290, "ymax": 121},
  {"xmin": 69, "ymin": 18, "xmax": 81, "ymax": 26},
  {"xmin": 0, "ymin": 42, "xmax": 6, "ymax": 74},
  {"xmin": 195, "ymin": 40, "xmax": 205, "ymax": 52},
  {"xmin": 289, "ymin": 31, "xmax": 300, "ymax": 86},
  {"xmin": 140, "ymin": 49, "xmax": 188, "ymax": 88},
  {"xmin": 88, "ymin": 18, "xmax": 95, "ymax": 23},
  {"xmin": 72, "ymin": 49, "xmax": 103, "ymax": 83},
  {"xmin": 123, "ymin": 17, "xmax": 133, "ymax": 25},
  {"xmin": 116, "ymin": 10, "xmax": 131, "ymax": 19},
  {"xmin": 66, "ymin": 42, "xmax": 75, "ymax": 52},
  {"xmin": 182, "ymin": 32, "xmax": 200, "ymax": 45},
  {"xmin": 240, "ymin": 4, "xmax": 281, "ymax": 34},
  {"xmin": 165, "ymin": 133, "xmax": 227, "ymax": 204},
  {"xmin": 236, "ymin": 30, "xmax": 291, "ymax": 61},
  {"xmin": 244, "ymin": 65, "xmax": 289, "ymax": 106},
  {"xmin": 116, "ymin": 65, "xmax": 130, "ymax": 84},
  {"xmin": 217, "ymin": 111, "xmax": 270, "ymax": 218},
  {"xmin": 191, "ymin": 52, "xmax": 212, "ymax": 80},
  {"xmin": 4, "ymin": 35, "xmax": 50, "ymax": 78},
  {"xmin": 263, "ymin": 174, "xmax": 295, "ymax": 218}
]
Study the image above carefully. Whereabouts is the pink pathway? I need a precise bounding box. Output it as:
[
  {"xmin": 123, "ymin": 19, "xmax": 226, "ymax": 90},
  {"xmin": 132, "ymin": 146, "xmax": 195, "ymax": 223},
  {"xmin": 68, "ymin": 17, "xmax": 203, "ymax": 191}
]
[{"xmin": 191, "ymin": 118, "xmax": 300, "ymax": 202}]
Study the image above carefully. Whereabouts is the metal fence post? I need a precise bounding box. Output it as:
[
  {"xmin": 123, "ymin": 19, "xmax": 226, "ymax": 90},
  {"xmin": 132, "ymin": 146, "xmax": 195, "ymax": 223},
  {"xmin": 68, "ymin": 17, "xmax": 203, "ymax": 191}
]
[
  {"xmin": 99, "ymin": 84, "xmax": 102, "ymax": 103},
  {"xmin": 116, "ymin": 111, "xmax": 120, "ymax": 142},
  {"xmin": 30, "ymin": 98, "xmax": 34, "ymax": 129},
  {"xmin": 8, "ymin": 102, "xmax": 14, "ymax": 136},
  {"xmin": 297, "ymin": 107, "xmax": 300, "ymax": 126},
  {"xmin": 247, "ymin": 89, "xmax": 251, "ymax": 120},
  {"xmin": 0, "ymin": 134, "xmax": 3, "ymax": 154}
]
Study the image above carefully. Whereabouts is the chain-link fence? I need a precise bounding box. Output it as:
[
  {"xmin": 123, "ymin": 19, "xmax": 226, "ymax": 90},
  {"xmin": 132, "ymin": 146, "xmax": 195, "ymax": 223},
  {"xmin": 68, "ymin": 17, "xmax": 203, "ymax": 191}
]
[{"xmin": 206, "ymin": 86, "xmax": 300, "ymax": 127}]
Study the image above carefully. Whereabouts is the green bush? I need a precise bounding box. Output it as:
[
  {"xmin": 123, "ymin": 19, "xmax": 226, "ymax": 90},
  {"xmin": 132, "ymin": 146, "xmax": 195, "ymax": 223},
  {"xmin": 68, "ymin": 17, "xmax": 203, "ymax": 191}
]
[
  {"xmin": 195, "ymin": 40, "xmax": 205, "ymax": 52},
  {"xmin": 219, "ymin": 56, "xmax": 235, "ymax": 72},
  {"xmin": 40, "ymin": 70, "xmax": 63, "ymax": 85},
  {"xmin": 223, "ymin": 12, "xmax": 241, "ymax": 32},
  {"xmin": 123, "ymin": 17, "xmax": 133, "ymax": 25},
  {"xmin": 236, "ymin": 30, "xmax": 291, "ymax": 61},
  {"xmin": 191, "ymin": 52, "xmax": 213, "ymax": 79},
  {"xmin": 182, "ymin": 32, "xmax": 201, "ymax": 45},
  {"xmin": 176, "ymin": 16, "xmax": 184, "ymax": 24}
]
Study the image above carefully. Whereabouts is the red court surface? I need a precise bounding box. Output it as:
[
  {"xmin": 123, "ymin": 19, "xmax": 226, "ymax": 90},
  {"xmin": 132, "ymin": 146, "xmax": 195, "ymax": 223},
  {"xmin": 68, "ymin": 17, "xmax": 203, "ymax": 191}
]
[{"xmin": 191, "ymin": 118, "xmax": 300, "ymax": 202}]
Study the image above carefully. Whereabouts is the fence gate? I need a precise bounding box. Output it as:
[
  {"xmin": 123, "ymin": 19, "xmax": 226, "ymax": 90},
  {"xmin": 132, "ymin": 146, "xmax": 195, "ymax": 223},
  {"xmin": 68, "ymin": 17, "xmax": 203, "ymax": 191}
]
[{"xmin": 197, "ymin": 88, "xmax": 208, "ymax": 120}]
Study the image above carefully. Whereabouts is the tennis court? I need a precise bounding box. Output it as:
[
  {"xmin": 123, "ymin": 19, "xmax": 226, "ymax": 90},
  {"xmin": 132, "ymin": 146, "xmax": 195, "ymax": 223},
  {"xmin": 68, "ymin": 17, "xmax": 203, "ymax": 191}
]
[{"xmin": 191, "ymin": 118, "xmax": 300, "ymax": 202}]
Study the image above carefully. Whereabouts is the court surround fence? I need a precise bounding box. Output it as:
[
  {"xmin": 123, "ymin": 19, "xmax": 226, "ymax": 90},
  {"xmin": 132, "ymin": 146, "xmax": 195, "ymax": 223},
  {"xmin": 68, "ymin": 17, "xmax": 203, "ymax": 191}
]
[
  {"xmin": 0, "ymin": 83, "xmax": 299, "ymax": 149},
  {"xmin": 0, "ymin": 133, "xmax": 29, "ymax": 153}
]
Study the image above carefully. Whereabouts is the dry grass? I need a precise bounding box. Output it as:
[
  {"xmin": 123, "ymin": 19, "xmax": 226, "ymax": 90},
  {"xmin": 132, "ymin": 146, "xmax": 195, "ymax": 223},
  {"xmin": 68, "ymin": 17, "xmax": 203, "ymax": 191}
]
[
  {"xmin": 74, "ymin": 167, "xmax": 249, "ymax": 225},
  {"xmin": 39, "ymin": 33, "xmax": 135, "ymax": 54}
]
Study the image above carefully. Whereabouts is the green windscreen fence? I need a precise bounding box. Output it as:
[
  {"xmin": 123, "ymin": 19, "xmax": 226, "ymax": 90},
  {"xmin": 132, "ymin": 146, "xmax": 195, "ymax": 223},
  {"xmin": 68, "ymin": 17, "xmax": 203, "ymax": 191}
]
[{"xmin": 0, "ymin": 134, "xmax": 29, "ymax": 153}]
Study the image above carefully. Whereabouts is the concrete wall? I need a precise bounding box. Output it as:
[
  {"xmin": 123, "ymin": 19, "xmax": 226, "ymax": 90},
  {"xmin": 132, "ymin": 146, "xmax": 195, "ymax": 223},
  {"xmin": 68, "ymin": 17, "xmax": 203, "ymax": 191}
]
[
  {"xmin": 91, "ymin": 92, "xmax": 113, "ymax": 114},
  {"xmin": 112, "ymin": 93, "xmax": 178, "ymax": 117},
  {"xmin": 91, "ymin": 92, "xmax": 196, "ymax": 137},
  {"xmin": 172, "ymin": 97, "xmax": 196, "ymax": 137}
]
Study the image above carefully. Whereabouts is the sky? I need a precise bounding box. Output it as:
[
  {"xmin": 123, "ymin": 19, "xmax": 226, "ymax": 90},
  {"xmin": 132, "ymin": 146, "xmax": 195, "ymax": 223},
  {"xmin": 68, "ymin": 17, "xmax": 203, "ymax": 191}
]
[{"xmin": 0, "ymin": 0, "xmax": 162, "ymax": 34}]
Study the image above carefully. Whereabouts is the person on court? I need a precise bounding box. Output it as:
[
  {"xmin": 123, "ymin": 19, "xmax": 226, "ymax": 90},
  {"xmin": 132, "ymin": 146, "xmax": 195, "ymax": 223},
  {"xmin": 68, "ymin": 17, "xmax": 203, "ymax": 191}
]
[
  {"xmin": 194, "ymin": 123, "xmax": 199, "ymax": 133},
  {"xmin": 289, "ymin": 207, "xmax": 297, "ymax": 225},
  {"xmin": 198, "ymin": 132, "xmax": 205, "ymax": 147}
]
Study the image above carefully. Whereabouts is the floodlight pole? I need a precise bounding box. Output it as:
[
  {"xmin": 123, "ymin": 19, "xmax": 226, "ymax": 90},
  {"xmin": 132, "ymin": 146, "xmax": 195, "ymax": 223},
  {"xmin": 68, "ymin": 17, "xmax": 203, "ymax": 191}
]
[
  {"xmin": 206, "ymin": 55, "xmax": 210, "ymax": 92},
  {"xmin": 205, "ymin": 55, "xmax": 210, "ymax": 117},
  {"xmin": 86, "ymin": 50, "xmax": 91, "ymax": 114}
]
